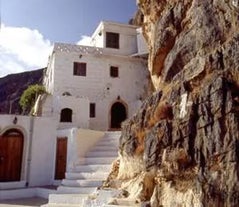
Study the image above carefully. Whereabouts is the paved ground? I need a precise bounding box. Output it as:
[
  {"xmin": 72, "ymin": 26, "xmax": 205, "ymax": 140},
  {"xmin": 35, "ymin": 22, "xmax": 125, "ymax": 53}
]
[{"xmin": 0, "ymin": 197, "xmax": 48, "ymax": 207}]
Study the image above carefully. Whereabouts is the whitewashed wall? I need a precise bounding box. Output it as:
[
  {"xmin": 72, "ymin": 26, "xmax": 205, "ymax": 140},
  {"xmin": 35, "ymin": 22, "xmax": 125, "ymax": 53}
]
[
  {"xmin": 91, "ymin": 21, "xmax": 138, "ymax": 55},
  {"xmin": 51, "ymin": 51, "xmax": 147, "ymax": 130},
  {"xmin": 44, "ymin": 53, "xmax": 55, "ymax": 94},
  {"xmin": 57, "ymin": 128, "xmax": 104, "ymax": 172},
  {"xmin": 28, "ymin": 117, "xmax": 57, "ymax": 186},
  {"xmin": 0, "ymin": 115, "xmax": 57, "ymax": 188},
  {"xmin": 42, "ymin": 95, "xmax": 90, "ymax": 129},
  {"xmin": 44, "ymin": 22, "xmax": 149, "ymax": 131},
  {"xmin": 137, "ymin": 28, "xmax": 148, "ymax": 55}
]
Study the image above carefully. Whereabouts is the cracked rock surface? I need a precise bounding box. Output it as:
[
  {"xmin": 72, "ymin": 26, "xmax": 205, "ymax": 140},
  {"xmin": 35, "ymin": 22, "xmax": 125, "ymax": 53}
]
[{"xmin": 105, "ymin": 1, "xmax": 239, "ymax": 206}]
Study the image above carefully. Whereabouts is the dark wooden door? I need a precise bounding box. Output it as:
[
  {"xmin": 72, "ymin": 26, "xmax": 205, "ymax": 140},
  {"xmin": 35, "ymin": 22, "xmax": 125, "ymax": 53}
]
[
  {"xmin": 0, "ymin": 130, "xmax": 23, "ymax": 182},
  {"xmin": 55, "ymin": 137, "xmax": 67, "ymax": 180}
]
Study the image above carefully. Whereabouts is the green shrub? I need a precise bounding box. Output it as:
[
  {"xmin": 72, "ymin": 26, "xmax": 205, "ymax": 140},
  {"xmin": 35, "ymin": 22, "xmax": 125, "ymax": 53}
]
[{"xmin": 19, "ymin": 84, "xmax": 46, "ymax": 114}]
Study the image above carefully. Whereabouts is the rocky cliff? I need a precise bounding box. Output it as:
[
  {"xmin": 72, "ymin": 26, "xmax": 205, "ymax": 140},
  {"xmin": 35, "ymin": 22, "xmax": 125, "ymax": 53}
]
[
  {"xmin": 0, "ymin": 69, "xmax": 44, "ymax": 114},
  {"xmin": 105, "ymin": 1, "xmax": 239, "ymax": 206}
]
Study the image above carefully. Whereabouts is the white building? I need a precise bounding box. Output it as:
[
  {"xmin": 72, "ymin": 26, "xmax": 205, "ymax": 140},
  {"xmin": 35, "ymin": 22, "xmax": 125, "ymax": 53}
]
[
  {"xmin": 0, "ymin": 21, "xmax": 148, "ymax": 193},
  {"xmin": 43, "ymin": 21, "xmax": 148, "ymax": 131}
]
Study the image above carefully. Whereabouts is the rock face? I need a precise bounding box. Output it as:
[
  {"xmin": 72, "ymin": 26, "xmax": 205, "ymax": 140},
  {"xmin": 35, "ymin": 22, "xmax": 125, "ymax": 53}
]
[
  {"xmin": 105, "ymin": 1, "xmax": 239, "ymax": 206},
  {"xmin": 0, "ymin": 69, "xmax": 44, "ymax": 114}
]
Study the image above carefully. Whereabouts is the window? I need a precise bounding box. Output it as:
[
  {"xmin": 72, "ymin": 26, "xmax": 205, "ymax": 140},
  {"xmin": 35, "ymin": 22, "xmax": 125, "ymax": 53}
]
[
  {"xmin": 60, "ymin": 108, "xmax": 72, "ymax": 122},
  {"xmin": 90, "ymin": 103, "xmax": 96, "ymax": 118},
  {"xmin": 110, "ymin": 66, "xmax": 119, "ymax": 78},
  {"xmin": 62, "ymin": 91, "xmax": 72, "ymax": 96},
  {"xmin": 73, "ymin": 62, "xmax": 86, "ymax": 76},
  {"xmin": 106, "ymin": 32, "xmax": 119, "ymax": 49}
]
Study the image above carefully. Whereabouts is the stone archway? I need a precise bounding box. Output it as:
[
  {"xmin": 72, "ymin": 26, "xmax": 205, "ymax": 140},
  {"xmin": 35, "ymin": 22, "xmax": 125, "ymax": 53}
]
[
  {"xmin": 0, "ymin": 129, "xmax": 24, "ymax": 182},
  {"xmin": 110, "ymin": 101, "xmax": 127, "ymax": 129}
]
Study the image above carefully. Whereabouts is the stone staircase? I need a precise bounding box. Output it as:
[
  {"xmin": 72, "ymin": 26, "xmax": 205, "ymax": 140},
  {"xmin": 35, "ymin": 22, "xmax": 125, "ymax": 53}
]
[{"xmin": 43, "ymin": 131, "xmax": 122, "ymax": 207}]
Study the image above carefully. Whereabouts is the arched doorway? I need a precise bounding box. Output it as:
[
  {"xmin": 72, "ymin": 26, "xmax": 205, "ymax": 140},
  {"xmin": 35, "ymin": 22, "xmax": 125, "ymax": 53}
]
[
  {"xmin": 110, "ymin": 102, "xmax": 127, "ymax": 129},
  {"xmin": 0, "ymin": 129, "xmax": 24, "ymax": 182}
]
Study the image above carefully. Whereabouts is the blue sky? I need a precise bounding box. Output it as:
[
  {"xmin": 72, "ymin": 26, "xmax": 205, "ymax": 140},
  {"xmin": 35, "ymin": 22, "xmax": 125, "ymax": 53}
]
[{"xmin": 0, "ymin": 0, "xmax": 137, "ymax": 77}]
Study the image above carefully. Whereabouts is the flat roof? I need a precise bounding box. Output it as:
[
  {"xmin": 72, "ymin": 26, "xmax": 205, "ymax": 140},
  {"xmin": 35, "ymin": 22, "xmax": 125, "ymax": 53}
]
[{"xmin": 91, "ymin": 21, "xmax": 138, "ymax": 38}]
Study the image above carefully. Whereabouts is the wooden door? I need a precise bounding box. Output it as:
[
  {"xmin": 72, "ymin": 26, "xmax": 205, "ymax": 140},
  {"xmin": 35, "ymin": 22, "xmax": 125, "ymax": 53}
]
[
  {"xmin": 0, "ymin": 135, "xmax": 7, "ymax": 181},
  {"xmin": 55, "ymin": 137, "xmax": 67, "ymax": 180},
  {"xmin": 0, "ymin": 130, "xmax": 23, "ymax": 182}
]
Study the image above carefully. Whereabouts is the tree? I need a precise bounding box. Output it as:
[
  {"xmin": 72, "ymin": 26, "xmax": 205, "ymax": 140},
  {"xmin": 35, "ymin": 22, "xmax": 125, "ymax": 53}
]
[{"xmin": 19, "ymin": 84, "xmax": 46, "ymax": 114}]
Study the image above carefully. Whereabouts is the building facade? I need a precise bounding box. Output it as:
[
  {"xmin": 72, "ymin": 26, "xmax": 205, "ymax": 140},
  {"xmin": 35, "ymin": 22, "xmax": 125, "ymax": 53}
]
[
  {"xmin": 0, "ymin": 21, "xmax": 148, "ymax": 190},
  {"xmin": 43, "ymin": 21, "xmax": 148, "ymax": 130}
]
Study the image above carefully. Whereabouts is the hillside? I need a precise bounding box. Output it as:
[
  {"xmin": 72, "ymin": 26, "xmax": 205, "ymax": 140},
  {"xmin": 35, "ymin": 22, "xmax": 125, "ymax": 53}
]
[{"xmin": 0, "ymin": 69, "xmax": 44, "ymax": 115}]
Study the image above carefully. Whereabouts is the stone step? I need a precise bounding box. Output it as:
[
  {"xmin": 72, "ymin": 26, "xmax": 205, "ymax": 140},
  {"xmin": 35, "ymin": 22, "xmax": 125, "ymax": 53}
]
[
  {"xmin": 62, "ymin": 179, "xmax": 103, "ymax": 187},
  {"xmin": 57, "ymin": 186, "xmax": 96, "ymax": 194},
  {"xmin": 86, "ymin": 150, "xmax": 118, "ymax": 157},
  {"xmin": 66, "ymin": 172, "xmax": 109, "ymax": 180},
  {"xmin": 104, "ymin": 205, "xmax": 139, "ymax": 207},
  {"xmin": 94, "ymin": 143, "xmax": 119, "ymax": 148},
  {"xmin": 97, "ymin": 138, "xmax": 119, "ymax": 142},
  {"xmin": 42, "ymin": 204, "xmax": 83, "ymax": 207},
  {"xmin": 70, "ymin": 164, "xmax": 112, "ymax": 173},
  {"xmin": 100, "ymin": 135, "xmax": 120, "ymax": 140},
  {"xmin": 104, "ymin": 133, "xmax": 121, "ymax": 137},
  {"xmin": 95, "ymin": 139, "xmax": 119, "ymax": 146},
  {"xmin": 84, "ymin": 156, "xmax": 116, "ymax": 165},
  {"xmin": 43, "ymin": 132, "xmax": 121, "ymax": 207},
  {"xmin": 107, "ymin": 198, "xmax": 141, "ymax": 206},
  {"xmin": 99, "ymin": 137, "xmax": 119, "ymax": 142},
  {"xmin": 48, "ymin": 193, "xmax": 88, "ymax": 205},
  {"xmin": 104, "ymin": 131, "xmax": 121, "ymax": 136},
  {"xmin": 92, "ymin": 145, "xmax": 118, "ymax": 151}
]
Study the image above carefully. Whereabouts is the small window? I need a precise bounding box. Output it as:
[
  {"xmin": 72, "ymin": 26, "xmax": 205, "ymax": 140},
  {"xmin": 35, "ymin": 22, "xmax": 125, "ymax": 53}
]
[
  {"xmin": 60, "ymin": 108, "xmax": 72, "ymax": 122},
  {"xmin": 110, "ymin": 66, "xmax": 119, "ymax": 78},
  {"xmin": 73, "ymin": 62, "xmax": 86, "ymax": 76},
  {"xmin": 90, "ymin": 103, "xmax": 96, "ymax": 118},
  {"xmin": 62, "ymin": 91, "xmax": 72, "ymax": 96},
  {"xmin": 106, "ymin": 32, "xmax": 119, "ymax": 49}
]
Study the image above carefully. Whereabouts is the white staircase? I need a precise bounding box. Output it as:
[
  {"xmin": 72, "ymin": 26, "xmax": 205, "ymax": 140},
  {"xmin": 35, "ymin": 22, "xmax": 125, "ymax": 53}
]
[{"xmin": 43, "ymin": 131, "xmax": 121, "ymax": 207}]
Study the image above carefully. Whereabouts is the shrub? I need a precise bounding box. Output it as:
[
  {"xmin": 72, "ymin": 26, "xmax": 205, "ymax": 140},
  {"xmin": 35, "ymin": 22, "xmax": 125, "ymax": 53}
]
[{"xmin": 19, "ymin": 84, "xmax": 46, "ymax": 114}]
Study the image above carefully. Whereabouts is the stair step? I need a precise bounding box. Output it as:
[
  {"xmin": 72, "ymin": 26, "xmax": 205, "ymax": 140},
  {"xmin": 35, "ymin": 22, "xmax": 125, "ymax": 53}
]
[
  {"xmin": 101, "ymin": 134, "xmax": 120, "ymax": 139},
  {"xmin": 57, "ymin": 186, "xmax": 96, "ymax": 194},
  {"xmin": 92, "ymin": 146, "xmax": 118, "ymax": 151},
  {"xmin": 86, "ymin": 150, "xmax": 118, "ymax": 157},
  {"xmin": 43, "ymin": 203, "xmax": 87, "ymax": 207},
  {"xmin": 84, "ymin": 156, "xmax": 116, "ymax": 164},
  {"xmin": 43, "ymin": 131, "xmax": 122, "ymax": 207},
  {"xmin": 66, "ymin": 172, "xmax": 109, "ymax": 180},
  {"xmin": 71, "ymin": 164, "xmax": 112, "ymax": 173},
  {"xmin": 48, "ymin": 193, "xmax": 88, "ymax": 204},
  {"xmin": 104, "ymin": 205, "xmax": 140, "ymax": 207},
  {"xmin": 62, "ymin": 179, "xmax": 103, "ymax": 187},
  {"xmin": 99, "ymin": 141, "xmax": 119, "ymax": 144},
  {"xmin": 94, "ymin": 143, "xmax": 118, "ymax": 148},
  {"xmin": 102, "ymin": 137, "xmax": 120, "ymax": 140},
  {"xmin": 100, "ymin": 137, "xmax": 120, "ymax": 142},
  {"xmin": 104, "ymin": 131, "xmax": 121, "ymax": 136},
  {"xmin": 95, "ymin": 139, "xmax": 119, "ymax": 145},
  {"xmin": 107, "ymin": 198, "xmax": 141, "ymax": 206}
]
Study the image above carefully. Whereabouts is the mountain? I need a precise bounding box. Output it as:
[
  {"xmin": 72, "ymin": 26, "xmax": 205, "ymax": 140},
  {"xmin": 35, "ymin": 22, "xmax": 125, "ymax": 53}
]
[{"xmin": 0, "ymin": 69, "xmax": 44, "ymax": 115}]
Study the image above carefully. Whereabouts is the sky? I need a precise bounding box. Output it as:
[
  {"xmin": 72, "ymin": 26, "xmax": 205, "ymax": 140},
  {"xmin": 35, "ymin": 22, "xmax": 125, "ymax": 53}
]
[{"xmin": 0, "ymin": 0, "xmax": 137, "ymax": 77}]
